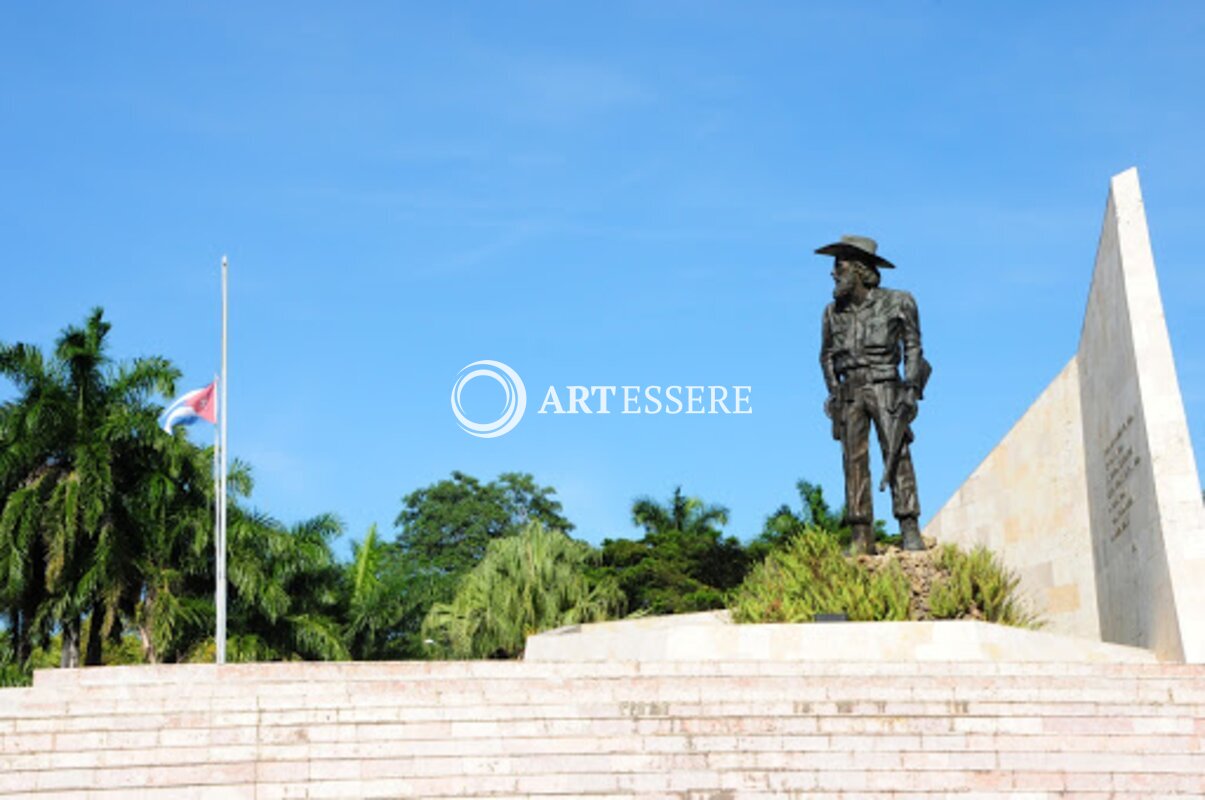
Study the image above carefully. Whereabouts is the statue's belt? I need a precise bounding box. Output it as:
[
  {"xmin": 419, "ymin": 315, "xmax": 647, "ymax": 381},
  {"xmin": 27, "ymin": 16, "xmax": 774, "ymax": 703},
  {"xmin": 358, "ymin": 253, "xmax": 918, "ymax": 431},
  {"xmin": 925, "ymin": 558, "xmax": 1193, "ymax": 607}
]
[{"xmin": 838, "ymin": 368, "xmax": 900, "ymax": 389}]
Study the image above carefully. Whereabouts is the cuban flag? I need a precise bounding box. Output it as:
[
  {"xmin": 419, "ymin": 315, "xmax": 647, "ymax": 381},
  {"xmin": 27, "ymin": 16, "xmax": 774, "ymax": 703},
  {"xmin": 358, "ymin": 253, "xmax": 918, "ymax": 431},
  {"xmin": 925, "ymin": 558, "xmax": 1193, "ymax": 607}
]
[{"xmin": 160, "ymin": 381, "xmax": 218, "ymax": 433}]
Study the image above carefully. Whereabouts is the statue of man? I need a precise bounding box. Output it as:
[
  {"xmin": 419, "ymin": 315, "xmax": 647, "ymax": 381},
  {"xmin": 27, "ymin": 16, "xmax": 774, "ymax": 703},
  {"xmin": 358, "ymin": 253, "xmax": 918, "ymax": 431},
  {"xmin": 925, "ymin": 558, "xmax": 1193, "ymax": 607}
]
[{"xmin": 818, "ymin": 235, "xmax": 931, "ymax": 555}]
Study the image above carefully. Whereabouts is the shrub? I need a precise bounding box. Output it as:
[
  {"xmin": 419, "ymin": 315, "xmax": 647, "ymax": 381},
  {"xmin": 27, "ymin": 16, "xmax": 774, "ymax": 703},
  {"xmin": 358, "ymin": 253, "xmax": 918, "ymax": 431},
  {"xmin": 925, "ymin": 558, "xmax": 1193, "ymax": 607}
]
[
  {"xmin": 929, "ymin": 544, "xmax": 1041, "ymax": 628},
  {"xmin": 729, "ymin": 528, "xmax": 910, "ymax": 623},
  {"xmin": 421, "ymin": 522, "xmax": 625, "ymax": 659},
  {"xmin": 730, "ymin": 531, "xmax": 1041, "ymax": 629},
  {"xmin": 0, "ymin": 632, "xmax": 30, "ymax": 687}
]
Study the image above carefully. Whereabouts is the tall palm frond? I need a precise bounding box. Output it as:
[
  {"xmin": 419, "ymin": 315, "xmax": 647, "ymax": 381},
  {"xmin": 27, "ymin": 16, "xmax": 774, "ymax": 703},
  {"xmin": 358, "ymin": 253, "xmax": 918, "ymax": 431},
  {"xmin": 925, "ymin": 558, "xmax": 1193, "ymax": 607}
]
[{"xmin": 422, "ymin": 522, "xmax": 624, "ymax": 659}]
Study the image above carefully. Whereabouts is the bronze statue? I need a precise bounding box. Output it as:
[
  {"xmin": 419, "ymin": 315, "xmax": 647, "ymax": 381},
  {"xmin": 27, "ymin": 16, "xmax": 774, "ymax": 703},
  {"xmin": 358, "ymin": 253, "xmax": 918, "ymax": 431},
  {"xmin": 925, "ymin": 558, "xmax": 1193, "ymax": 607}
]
[{"xmin": 818, "ymin": 235, "xmax": 931, "ymax": 555}]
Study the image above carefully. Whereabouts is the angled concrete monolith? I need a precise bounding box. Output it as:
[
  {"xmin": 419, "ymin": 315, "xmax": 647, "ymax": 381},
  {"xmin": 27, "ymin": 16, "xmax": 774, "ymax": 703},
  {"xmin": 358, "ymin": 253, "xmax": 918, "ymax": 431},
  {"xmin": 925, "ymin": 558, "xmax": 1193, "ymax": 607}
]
[{"xmin": 925, "ymin": 168, "xmax": 1205, "ymax": 662}]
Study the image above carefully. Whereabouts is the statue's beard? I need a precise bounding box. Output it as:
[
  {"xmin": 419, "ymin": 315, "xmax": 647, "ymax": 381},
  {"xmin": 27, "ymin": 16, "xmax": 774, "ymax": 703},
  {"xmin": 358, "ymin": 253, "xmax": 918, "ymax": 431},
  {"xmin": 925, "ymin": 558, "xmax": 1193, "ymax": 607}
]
[{"xmin": 833, "ymin": 278, "xmax": 855, "ymax": 302}]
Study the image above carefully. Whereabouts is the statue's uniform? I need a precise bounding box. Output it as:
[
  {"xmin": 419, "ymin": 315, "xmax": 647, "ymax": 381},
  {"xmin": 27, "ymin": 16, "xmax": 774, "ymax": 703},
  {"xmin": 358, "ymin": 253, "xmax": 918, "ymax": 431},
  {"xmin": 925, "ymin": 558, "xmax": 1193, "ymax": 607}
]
[{"xmin": 820, "ymin": 286, "xmax": 926, "ymax": 527}]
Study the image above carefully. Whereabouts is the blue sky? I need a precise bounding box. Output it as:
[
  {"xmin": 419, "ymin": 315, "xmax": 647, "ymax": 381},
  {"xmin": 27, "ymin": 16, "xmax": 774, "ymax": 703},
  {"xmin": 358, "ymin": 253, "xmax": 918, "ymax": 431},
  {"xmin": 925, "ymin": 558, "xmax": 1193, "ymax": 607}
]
[{"xmin": 3, "ymin": 3, "xmax": 1204, "ymax": 553}]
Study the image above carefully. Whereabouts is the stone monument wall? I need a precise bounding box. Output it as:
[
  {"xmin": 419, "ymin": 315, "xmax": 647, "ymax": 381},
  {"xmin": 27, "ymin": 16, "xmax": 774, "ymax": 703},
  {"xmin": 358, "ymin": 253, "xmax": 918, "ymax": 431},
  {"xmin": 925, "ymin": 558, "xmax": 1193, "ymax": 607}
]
[
  {"xmin": 923, "ymin": 357, "xmax": 1099, "ymax": 641},
  {"xmin": 925, "ymin": 168, "xmax": 1205, "ymax": 662}
]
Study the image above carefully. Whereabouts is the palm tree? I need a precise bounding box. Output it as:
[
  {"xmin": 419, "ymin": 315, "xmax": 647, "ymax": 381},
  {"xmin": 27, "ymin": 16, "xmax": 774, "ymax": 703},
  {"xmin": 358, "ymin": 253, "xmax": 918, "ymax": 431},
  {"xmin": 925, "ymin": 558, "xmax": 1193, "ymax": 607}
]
[
  {"xmin": 422, "ymin": 522, "xmax": 624, "ymax": 659},
  {"xmin": 747, "ymin": 480, "xmax": 846, "ymax": 561},
  {"xmin": 631, "ymin": 486, "xmax": 728, "ymax": 538},
  {"xmin": 0, "ymin": 377, "xmax": 52, "ymax": 668},
  {"xmin": 1, "ymin": 338, "xmax": 67, "ymax": 667},
  {"xmin": 202, "ymin": 502, "xmax": 349, "ymax": 663},
  {"xmin": 124, "ymin": 434, "xmax": 219, "ymax": 663},
  {"xmin": 4, "ymin": 310, "xmax": 355, "ymax": 671},
  {"xmin": 343, "ymin": 524, "xmax": 407, "ymax": 660},
  {"xmin": 606, "ymin": 486, "xmax": 746, "ymax": 614},
  {"xmin": 0, "ymin": 309, "xmax": 177, "ymax": 668}
]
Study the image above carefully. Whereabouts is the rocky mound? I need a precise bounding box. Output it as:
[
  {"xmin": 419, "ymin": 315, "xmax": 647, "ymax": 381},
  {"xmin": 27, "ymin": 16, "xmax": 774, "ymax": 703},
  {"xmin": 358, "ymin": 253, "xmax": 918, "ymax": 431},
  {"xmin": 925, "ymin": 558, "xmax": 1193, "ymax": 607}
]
[{"xmin": 856, "ymin": 540, "xmax": 988, "ymax": 622}]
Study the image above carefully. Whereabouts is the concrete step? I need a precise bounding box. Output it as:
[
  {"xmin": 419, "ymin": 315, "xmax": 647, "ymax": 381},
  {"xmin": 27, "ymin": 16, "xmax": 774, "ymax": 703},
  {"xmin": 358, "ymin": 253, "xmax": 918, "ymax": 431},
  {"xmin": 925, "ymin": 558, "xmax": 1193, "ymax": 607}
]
[
  {"xmin": 14, "ymin": 676, "xmax": 1205, "ymax": 706},
  {"xmin": 2, "ymin": 660, "xmax": 1202, "ymax": 798},
  {"xmin": 8, "ymin": 698, "xmax": 1203, "ymax": 734},
  {"xmin": 4, "ymin": 765, "xmax": 1204, "ymax": 798},
  {"xmin": 29, "ymin": 659, "xmax": 1205, "ymax": 690},
  {"xmin": 6, "ymin": 708, "xmax": 1200, "ymax": 751}
]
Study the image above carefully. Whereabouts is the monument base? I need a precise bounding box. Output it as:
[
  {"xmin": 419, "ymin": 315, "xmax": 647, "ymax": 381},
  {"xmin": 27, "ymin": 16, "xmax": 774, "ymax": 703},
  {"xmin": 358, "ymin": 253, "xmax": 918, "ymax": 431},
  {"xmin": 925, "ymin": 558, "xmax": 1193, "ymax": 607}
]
[{"xmin": 524, "ymin": 611, "xmax": 1158, "ymax": 663}]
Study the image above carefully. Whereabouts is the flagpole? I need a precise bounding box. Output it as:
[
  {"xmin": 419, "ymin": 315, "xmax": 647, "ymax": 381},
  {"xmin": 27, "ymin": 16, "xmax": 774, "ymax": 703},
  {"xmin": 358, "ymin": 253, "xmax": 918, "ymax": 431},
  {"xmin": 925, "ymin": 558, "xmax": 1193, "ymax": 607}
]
[
  {"xmin": 212, "ymin": 383, "xmax": 220, "ymax": 661},
  {"xmin": 217, "ymin": 255, "xmax": 229, "ymax": 665}
]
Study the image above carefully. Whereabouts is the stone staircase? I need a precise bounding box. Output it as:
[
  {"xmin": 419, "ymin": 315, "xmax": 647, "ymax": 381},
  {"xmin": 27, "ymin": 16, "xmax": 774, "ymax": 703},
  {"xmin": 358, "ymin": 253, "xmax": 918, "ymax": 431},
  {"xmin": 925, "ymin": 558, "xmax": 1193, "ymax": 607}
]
[{"xmin": 1, "ymin": 660, "xmax": 1203, "ymax": 798}]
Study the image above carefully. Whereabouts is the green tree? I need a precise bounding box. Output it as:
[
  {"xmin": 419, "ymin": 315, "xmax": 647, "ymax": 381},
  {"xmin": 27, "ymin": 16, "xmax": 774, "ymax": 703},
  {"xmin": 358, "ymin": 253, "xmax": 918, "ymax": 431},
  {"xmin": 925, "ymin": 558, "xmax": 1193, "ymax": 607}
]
[
  {"xmin": 393, "ymin": 471, "xmax": 574, "ymax": 649},
  {"xmin": 422, "ymin": 522, "xmax": 624, "ymax": 659},
  {"xmin": 748, "ymin": 480, "xmax": 891, "ymax": 559},
  {"xmin": 115, "ymin": 440, "xmax": 351, "ymax": 665},
  {"xmin": 2, "ymin": 311, "xmax": 356, "ymax": 675},
  {"xmin": 123, "ymin": 432, "xmax": 218, "ymax": 663},
  {"xmin": 211, "ymin": 508, "xmax": 350, "ymax": 662},
  {"xmin": 118, "ymin": 453, "xmax": 351, "ymax": 666},
  {"xmin": 0, "ymin": 309, "xmax": 177, "ymax": 668},
  {"xmin": 395, "ymin": 471, "xmax": 573, "ymax": 574},
  {"xmin": 343, "ymin": 523, "xmax": 411, "ymax": 659},
  {"xmin": 602, "ymin": 487, "xmax": 747, "ymax": 615},
  {"xmin": 0, "ymin": 384, "xmax": 51, "ymax": 670},
  {"xmin": 0, "ymin": 627, "xmax": 27, "ymax": 687},
  {"xmin": 747, "ymin": 480, "xmax": 844, "ymax": 561}
]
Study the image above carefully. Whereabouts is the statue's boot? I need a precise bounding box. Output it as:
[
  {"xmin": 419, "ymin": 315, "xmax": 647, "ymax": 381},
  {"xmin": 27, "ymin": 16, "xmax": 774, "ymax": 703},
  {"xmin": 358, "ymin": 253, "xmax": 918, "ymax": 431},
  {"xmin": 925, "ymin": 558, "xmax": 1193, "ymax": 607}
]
[
  {"xmin": 849, "ymin": 523, "xmax": 876, "ymax": 556},
  {"xmin": 900, "ymin": 517, "xmax": 925, "ymax": 551}
]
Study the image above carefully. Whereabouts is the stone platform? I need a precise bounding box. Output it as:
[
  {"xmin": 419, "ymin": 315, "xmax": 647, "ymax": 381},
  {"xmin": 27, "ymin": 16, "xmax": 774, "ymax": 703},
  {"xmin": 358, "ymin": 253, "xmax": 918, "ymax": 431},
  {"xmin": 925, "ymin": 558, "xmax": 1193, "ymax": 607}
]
[
  {"xmin": 525, "ymin": 612, "xmax": 1158, "ymax": 664},
  {"xmin": 3, "ymin": 656, "xmax": 1203, "ymax": 798}
]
